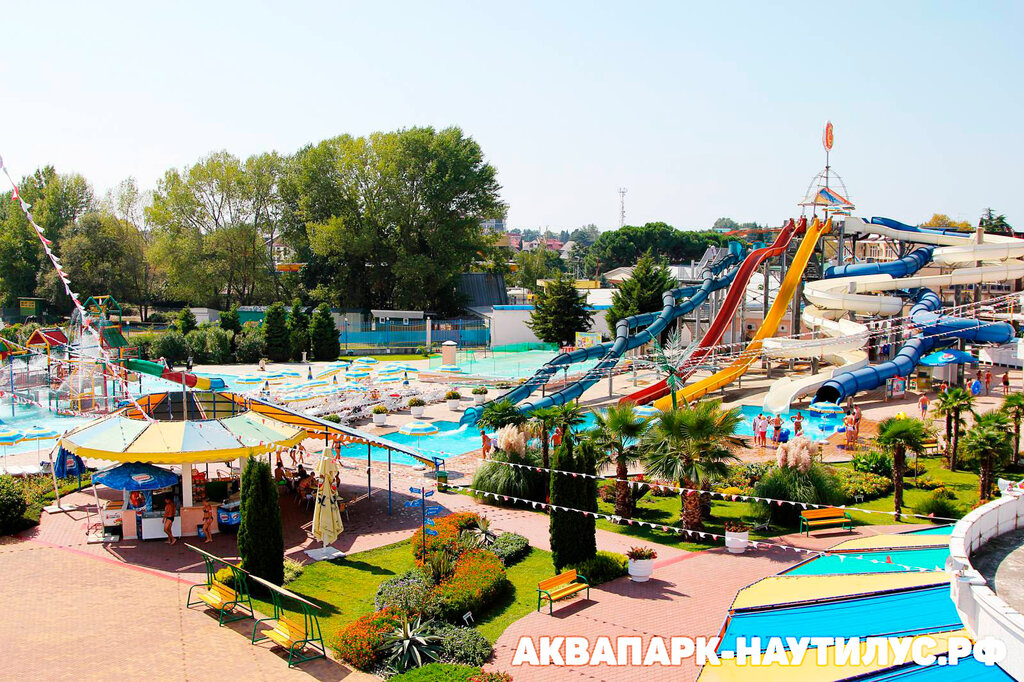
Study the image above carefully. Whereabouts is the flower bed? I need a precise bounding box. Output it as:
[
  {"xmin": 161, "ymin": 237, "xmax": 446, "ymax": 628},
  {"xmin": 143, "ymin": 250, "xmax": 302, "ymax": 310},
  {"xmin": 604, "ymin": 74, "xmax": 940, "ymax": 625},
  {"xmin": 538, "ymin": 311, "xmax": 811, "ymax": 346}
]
[
  {"xmin": 333, "ymin": 607, "xmax": 403, "ymax": 670},
  {"xmin": 411, "ymin": 511, "xmax": 482, "ymax": 561},
  {"xmin": 434, "ymin": 549, "xmax": 509, "ymax": 621}
]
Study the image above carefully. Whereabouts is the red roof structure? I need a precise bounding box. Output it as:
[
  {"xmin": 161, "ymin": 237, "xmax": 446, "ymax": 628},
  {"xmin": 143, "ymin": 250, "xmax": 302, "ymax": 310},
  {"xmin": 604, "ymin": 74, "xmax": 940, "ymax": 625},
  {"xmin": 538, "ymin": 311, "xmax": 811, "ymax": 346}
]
[{"xmin": 26, "ymin": 327, "xmax": 68, "ymax": 348}]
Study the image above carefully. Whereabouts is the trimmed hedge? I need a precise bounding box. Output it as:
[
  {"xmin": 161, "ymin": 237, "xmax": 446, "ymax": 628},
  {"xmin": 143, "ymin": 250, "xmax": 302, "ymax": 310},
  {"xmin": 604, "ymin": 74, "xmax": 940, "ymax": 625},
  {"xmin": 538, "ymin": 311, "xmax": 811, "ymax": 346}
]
[
  {"xmin": 374, "ymin": 569, "xmax": 439, "ymax": 617},
  {"xmin": 0, "ymin": 475, "xmax": 27, "ymax": 535},
  {"xmin": 571, "ymin": 550, "xmax": 628, "ymax": 585},
  {"xmin": 389, "ymin": 663, "xmax": 483, "ymax": 681},
  {"xmin": 491, "ymin": 532, "xmax": 530, "ymax": 566}
]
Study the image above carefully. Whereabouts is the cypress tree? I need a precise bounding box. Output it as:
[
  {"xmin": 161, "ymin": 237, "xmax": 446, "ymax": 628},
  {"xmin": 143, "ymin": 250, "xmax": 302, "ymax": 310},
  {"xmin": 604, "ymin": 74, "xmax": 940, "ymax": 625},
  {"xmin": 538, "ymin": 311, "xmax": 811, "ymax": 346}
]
[
  {"xmin": 176, "ymin": 307, "xmax": 197, "ymax": 336},
  {"xmin": 237, "ymin": 457, "xmax": 284, "ymax": 585},
  {"xmin": 309, "ymin": 304, "xmax": 340, "ymax": 361},
  {"xmin": 549, "ymin": 439, "xmax": 598, "ymax": 572},
  {"xmin": 219, "ymin": 304, "xmax": 242, "ymax": 335},
  {"xmin": 263, "ymin": 301, "xmax": 290, "ymax": 362},
  {"xmin": 288, "ymin": 298, "xmax": 310, "ymax": 361},
  {"xmin": 526, "ymin": 272, "xmax": 592, "ymax": 345},
  {"xmin": 605, "ymin": 250, "xmax": 674, "ymax": 329}
]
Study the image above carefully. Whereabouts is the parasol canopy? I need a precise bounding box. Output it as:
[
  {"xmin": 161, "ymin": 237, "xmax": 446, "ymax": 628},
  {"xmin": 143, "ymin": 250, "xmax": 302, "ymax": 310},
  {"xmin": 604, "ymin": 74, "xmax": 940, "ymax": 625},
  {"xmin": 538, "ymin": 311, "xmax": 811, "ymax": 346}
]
[
  {"xmin": 352, "ymin": 356, "xmax": 378, "ymax": 365},
  {"xmin": 919, "ymin": 350, "xmax": 978, "ymax": 367},
  {"xmin": 632, "ymin": 405, "xmax": 661, "ymax": 418},
  {"xmin": 61, "ymin": 410, "xmax": 307, "ymax": 464},
  {"xmin": 399, "ymin": 421, "xmax": 440, "ymax": 437},
  {"xmin": 311, "ymin": 453, "xmax": 343, "ymax": 545},
  {"xmin": 808, "ymin": 401, "xmax": 845, "ymax": 415},
  {"xmin": 93, "ymin": 462, "xmax": 179, "ymax": 491}
]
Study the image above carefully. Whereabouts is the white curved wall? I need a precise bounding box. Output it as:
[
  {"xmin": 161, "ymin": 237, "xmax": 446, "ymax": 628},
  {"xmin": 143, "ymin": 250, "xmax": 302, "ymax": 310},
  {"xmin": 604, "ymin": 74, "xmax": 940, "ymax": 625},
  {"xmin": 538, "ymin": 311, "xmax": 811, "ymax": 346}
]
[{"xmin": 948, "ymin": 491, "xmax": 1024, "ymax": 680}]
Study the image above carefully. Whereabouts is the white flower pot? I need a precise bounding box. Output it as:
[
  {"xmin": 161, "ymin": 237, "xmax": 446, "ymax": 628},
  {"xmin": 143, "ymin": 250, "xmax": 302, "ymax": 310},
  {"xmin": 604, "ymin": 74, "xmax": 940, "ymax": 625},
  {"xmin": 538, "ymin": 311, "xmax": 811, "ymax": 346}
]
[
  {"xmin": 725, "ymin": 530, "xmax": 749, "ymax": 554},
  {"xmin": 372, "ymin": 413, "xmax": 387, "ymax": 425},
  {"xmin": 410, "ymin": 405, "xmax": 425, "ymax": 418},
  {"xmin": 474, "ymin": 394, "xmax": 487, "ymax": 405},
  {"xmin": 628, "ymin": 558, "xmax": 654, "ymax": 582},
  {"xmin": 447, "ymin": 399, "xmax": 461, "ymax": 410}
]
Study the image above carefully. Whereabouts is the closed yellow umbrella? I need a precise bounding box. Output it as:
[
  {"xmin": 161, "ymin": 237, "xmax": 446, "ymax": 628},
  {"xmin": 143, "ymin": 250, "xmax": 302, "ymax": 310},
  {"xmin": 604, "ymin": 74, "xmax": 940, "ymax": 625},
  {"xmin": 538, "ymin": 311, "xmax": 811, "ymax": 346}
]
[{"xmin": 306, "ymin": 451, "xmax": 345, "ymax": 561}]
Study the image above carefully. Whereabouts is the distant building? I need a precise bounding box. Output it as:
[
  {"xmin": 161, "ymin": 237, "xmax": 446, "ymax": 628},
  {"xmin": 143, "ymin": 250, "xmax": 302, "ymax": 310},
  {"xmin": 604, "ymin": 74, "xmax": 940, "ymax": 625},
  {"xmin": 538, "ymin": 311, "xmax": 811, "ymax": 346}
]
[
  {"xmin": 480, "ymin": 217, "xmax": 507, "ymax": 233},
  {"xmin": 270, "ymin": 240, "xmax": 295, "ymax": 264}
]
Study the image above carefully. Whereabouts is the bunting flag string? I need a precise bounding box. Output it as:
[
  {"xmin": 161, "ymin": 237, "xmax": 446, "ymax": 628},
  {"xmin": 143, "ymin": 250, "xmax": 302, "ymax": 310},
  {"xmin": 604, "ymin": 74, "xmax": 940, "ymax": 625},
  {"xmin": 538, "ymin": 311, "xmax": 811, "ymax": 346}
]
[{"xmin": 0, "ymin": 154, "xmax": 154, "ymax": 421}]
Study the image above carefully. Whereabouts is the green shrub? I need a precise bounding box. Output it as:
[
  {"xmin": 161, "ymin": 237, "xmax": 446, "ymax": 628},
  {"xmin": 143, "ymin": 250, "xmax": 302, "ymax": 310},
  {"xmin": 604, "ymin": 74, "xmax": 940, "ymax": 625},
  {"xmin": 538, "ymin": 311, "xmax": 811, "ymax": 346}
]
[
  {"xmin": 283, "ymin": 558, "xmax": 304, "ymax": 585},
  {"xmin": 374, "ymin": 569, "xmax": 439, "ymax": 617},
  {"xmin": 176, "ymin": 307, "xmax": 197, "ymax": 335},
  {"xmin": 409, "ymin": 397, "xmax": 426, "ymax": 407},
  {"xmin": 445, "ymin": 390, "xmax": 462, "ymax": 400},
  {"xmin": 213, "ymin": 566, "xmax": 236, "ymax": 589},
  {"xmin": 598, "ymin": 481, "xmax": 617, "ymax": 502},
  {"xmin": 0, "ymin": 475, "xmax": 27, "ymax": 535},
  {"xmin": 323, "ymin": 414, "xmax": 342, "ymax": 424},
  {"xmin": 831, "ymin": 467, "xmax": 892, "ymax": 501},
  {"xmin": 204, "ymin": 327, "xmax": 232, "ymax": 363},
  {"xmin": 310, "ymin": 303, "xmax": 340, "ymax": 361},
  {"xmin": 916, "ymin": 490, "xmax": 964, "ymax": 520},
  {"xmin": 151, "ymin": 330, "xmax": 187, "ymax": 364},
  {"xmin": 234, "ymin": 324, "xmax": 265, "ymax": 363},
  {"xmin": 389, "ymin": 663, "xmax": 483, "ymax": 682},
  {"xmin": 753, "ymin": 464, "xmax": 846, "ymax": 527},
  {"xmin": 472, "ymin": 387, "xmax": 488, "ymax": 396},
  {"xmin": 237, "ymin": 458, "xmax": 284, "ymax": 585},
  {"xmin": 146, "ymin": 311, "xmax": 170, "ymax": 324},
  {"xmin": 381, "ymin": 616, "xmax": 442, "ymax": 673},
  {"xmin": 570, "ymin": 550, "xmax": 628, "ymax": 585},
  {"xmin": 852, "ymin": 450, "xmax": 894, "ymax": 479},
  {"xmin": 471, "ymin": 449, "xmax": 546, "ymax": 504},
  {"xmin": 433, "ymin": 549, "xmax": 509, "ymax": 622},
  {"xmin": 132, "ymin": 332, "xmax": 159, "ymax": 360},
  {"xmin": 263, "ymin": 302, "xmax": 290, "ymax": 362},
  {"xmin": 491, "ymin": 532, "xmax": 530, "ymax": 566},
  {"xmin": 288, "ymin": 299, "xmax": 310, "ymax": 361},
  {"xmin": 432, "ymin": 623, "xmax": 493, "ymax": 666},
  {"xmin": 549, "ymin": 441, "xmax": 598, "ymax": 572},
  {"xmin": 333, "ymin": 607, "xmax": 403, "ymax": 670},
  {"xmin": 372, "ymin": 404, "xmax": 389, "ymax": 415}
]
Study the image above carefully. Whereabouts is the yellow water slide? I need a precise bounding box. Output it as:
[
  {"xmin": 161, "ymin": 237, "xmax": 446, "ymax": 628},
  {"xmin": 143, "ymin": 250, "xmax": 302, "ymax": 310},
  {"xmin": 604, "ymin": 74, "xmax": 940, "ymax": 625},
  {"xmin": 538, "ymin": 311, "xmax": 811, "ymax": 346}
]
[{"xmin": 654, "ymin": 217, "xmax": 831, "ymax": 409}]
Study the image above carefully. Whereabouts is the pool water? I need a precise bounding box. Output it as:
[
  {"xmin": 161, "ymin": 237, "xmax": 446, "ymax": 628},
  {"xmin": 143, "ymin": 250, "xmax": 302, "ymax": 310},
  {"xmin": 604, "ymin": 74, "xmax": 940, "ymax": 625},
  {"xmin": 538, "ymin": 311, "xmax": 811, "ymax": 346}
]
[
  {"xmin": 439, "ymin": 350, "xmax": 604, "ymax": 380},
  {"xmin": 784, "ymin": 548, "xmax": 950, "ymax": 575},
  {"xmin": 907, "ymin": 525, "xmax": 955, "ymax": 536},
  {"xmin": 734, "ymin": 404, "xmax": 843, "ymax": 443}
]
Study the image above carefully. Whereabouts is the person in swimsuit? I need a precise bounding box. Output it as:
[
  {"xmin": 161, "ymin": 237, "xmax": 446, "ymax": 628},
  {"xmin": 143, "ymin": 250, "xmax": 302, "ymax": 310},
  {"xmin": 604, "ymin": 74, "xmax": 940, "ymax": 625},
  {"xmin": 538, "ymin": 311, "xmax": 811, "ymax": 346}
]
[
  {"xmin": 163, "ymin": 497, "xmax": 177, "ymax": 545},
  {"xmin": 756, "ymin": 414, "xmax": 769, "ymax": 448},
  {"xmin": 480, "ymin": 429, "xmax": 491, "ymax": 459},
  {"xmin": 771, "ymin": 415, "xmax": 782, "ymax": 445},
  {"xmin": 1003, "ymin": 372, "xmax": 1011, "ymax": 396},
  {"xmin": 201, "ymin": 500, "xmax": 215, "ymax": 544},
  {"xmin": 918, "ymin": 393, "xmax": 930, "ymax": 419},
  {"xmin": 791, "ymin": 412, "xmax": 803, "ymax": 437},
  {"xmin": 985, "ymin": 370, "xmax": 992, "ymax": 396}
]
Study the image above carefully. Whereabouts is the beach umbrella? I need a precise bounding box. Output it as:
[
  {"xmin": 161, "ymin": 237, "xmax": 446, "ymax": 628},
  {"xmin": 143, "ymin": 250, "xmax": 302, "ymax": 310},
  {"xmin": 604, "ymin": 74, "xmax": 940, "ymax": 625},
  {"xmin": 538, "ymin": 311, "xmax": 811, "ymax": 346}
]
[
  {"xmin": 352, "ymin": 356, "xmax": 378, "ymax": 365},
  {"xmin": 346, "ymin": 369, "xmax": 370, "ymax": 378},
  {"xmin": 236, "ymin": 374, "xmax": 264, "ymax": 385},
  {"xmin": 315, "ymin": 367, "xmax": 345, "ymax": 379},
  {"xmin": 438, "ymin": 364, "xmax": 463, "ymax": 373},
  {"xmin": 20, "ymin": 426, "xmax": 60, "ymax": 465},
  {"xmin": 341, "ymin": 384, "xmax": 368, "ymax": 393},
  {"xmin": 308, "ymin": 452, "xmax": 344, "ymax": 561},
  {"xmin": 383, "ymin": 363, "xmax": 418, "ymax": 372},
  {"xmin": 277, "ymin": 370, "xmax": 301, "ymax": 377},
  {"xmin": 0, "ymin": 427, "xmax": 23, "ymax": 472},
  {"xmin": 811, "ymin": 399, "xmax": 843, "ymax": 413},
  {"xmin": 376, "ymin": 375, "xmax": 402, "ymax": 384},
  {"xmin": 919, "ymin": 350, "xmax": 978, "ymax": 367},
  {"xmin": 399, "ymin": 421, "xmax": 439, "ymax": 437}
]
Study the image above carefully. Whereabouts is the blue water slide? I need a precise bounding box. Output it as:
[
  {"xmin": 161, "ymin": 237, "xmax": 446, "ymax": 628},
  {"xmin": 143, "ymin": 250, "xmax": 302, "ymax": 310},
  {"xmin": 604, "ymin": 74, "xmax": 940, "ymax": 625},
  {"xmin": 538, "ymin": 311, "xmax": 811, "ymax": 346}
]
[
  {"xmin": 824, "ymin": 246, "xmax": 934, "ymax": 279},
  {"xmin": 459, "ymin": 241, "xmax": 745, "ymax": 425},
  {"xmin": 518, "ymin": 245, "xmax": 746, "ymax": 415},
  {"xmin": 814, "ymin": 289, "xmax": 1014, "ymax": 404},
  {"xmin": 869, "ymin": 216, "xmax": 969, "ymax": 238}
]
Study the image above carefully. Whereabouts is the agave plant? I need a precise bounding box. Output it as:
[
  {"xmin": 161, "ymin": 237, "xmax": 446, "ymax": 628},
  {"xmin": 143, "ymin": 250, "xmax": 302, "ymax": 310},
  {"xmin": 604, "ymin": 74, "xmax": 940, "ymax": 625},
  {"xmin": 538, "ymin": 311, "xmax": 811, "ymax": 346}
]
[
  {"xmin": 466, "ymin": 515, "xmax": 498, "ymax": 547},
  {"xmin": 380, "ymin": 616, "xmax": 441, "ymax": 672}
]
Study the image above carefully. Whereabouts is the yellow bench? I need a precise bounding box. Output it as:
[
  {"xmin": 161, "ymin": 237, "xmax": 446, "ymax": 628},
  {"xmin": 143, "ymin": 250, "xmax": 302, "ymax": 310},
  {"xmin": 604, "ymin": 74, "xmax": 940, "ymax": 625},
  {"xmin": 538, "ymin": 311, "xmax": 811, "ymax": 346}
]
[
  {"xmin": 265, "ymin": 615, "xmax": 309, "ymax": 650},
  {"xmin": 537, "ymin": 570, "xmax": 590, "ymax": 614},
  {"xmin": 188, "ymin": 576, "xmax": 254, "ymax": 626},
  {"xmin": 799, "ymin": 508, "xmax": 853, "ymax": 536}
]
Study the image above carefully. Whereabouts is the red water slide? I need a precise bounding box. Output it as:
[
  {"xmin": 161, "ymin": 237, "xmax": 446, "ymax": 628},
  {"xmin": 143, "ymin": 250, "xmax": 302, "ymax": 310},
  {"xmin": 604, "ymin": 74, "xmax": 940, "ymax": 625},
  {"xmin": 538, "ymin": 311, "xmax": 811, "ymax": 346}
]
[{"xmin": 620, "ymin": 217, "xmax": 804, "ymax": 406}]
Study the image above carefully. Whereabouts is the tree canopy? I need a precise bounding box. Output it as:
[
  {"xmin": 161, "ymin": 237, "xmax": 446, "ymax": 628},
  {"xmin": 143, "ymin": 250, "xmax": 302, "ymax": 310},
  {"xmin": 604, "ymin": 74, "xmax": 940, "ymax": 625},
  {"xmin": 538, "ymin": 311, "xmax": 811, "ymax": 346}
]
[
  {"xmin": 605, "ymin": 250, "xmax": 674, "ymax": 329},
  {"xmin": 526, "ymin": 273, "xmax": 592, "ymax": 345},
  {"xmin": 586, "ymin": 222, "xmax": 727, "ymax": 274}
]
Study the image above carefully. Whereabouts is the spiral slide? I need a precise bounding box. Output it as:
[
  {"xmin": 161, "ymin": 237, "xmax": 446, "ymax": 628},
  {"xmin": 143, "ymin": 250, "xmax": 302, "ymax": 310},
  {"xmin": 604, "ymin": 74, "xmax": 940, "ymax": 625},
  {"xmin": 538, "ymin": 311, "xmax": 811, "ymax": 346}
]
[
  {"xmin": 124, "ymin": 359, "xmax": 226, "ymax": 391},
  {"xmin": 652, "ymin": 217, "xmax": 831, "ymax": 410},
  {"xmin": 459, "ymin": 243, "xmax": 745, "ymax": 424},
  {"xmin": 812, "ymin": 218, "xmax": 1022, "ymax": 405},
  {"xmin": 620, "ymin": 218, "xmax": 803, "ymax": 407}
]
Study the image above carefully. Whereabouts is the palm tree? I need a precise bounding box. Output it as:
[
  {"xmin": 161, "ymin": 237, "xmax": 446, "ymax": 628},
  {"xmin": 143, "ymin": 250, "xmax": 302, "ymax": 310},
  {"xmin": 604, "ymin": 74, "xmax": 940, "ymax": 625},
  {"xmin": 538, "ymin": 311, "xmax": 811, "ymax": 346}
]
[
  {"xmin": 528, "ymin": 406, "xmax": 561, "ymax": 472},
  {"xmin": 932, "ymin": 387, "xmax": 974, "ymax": 470},
  {"xmin": 876, "ymin": 416, "xmax": 927, "ymax": 522},
  {"xmin": 963, "ymin": 411, "xmax": 1013, "ymax": 502},
  {"xmin": 550, "ymin": 402, "xmax": 587, "ymax": 451},
  {"xmin": 591, "ymin": 403, "xmax": 649, "ymax": 519},
  {"xmin": 478, "ymin": 399, "xmax": 527, "ymax": 430},
  {"xmin": 1001, "ymin": 393, "xmax": 1024, "ymax": 466},
  {"xmin": 641, "ymin": 400, "xmax": 740, "ymax": 530}
]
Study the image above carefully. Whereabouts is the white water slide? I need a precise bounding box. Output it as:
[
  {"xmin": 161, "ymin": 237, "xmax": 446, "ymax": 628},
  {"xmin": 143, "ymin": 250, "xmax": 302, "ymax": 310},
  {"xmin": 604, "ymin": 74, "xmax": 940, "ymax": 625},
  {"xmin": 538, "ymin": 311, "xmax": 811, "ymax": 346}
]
[{"xmin": 761, "ymin": 217, "xmax": 1024, "ymax": 414}]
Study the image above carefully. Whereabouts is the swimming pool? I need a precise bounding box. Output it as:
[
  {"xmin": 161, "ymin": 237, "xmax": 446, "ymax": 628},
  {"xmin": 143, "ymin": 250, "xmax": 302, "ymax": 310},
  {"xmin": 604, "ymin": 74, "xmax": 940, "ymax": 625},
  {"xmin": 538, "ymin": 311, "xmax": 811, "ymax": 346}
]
[
  {"xmin": 785, "ymin": 548, "xmax": 950, "ymax": 576},
  {"xmin": 734, "ymin": 404, "xmax": 844, "ymax": 443},
  {"xmin": 719, "ymin": 586, "xmax": 961, "ymax": 653},
  {"xmin": 437, "ymin": 350, "xmax": 604, "ymax": 380}
]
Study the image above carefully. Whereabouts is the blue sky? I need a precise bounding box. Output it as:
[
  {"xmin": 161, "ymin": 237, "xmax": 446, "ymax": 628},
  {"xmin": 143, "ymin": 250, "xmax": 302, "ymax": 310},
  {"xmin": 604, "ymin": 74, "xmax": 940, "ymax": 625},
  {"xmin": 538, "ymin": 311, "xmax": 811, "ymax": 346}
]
[{"xmin": 2, "ymin": 1, "xmax": 1021, "ymax": 230}]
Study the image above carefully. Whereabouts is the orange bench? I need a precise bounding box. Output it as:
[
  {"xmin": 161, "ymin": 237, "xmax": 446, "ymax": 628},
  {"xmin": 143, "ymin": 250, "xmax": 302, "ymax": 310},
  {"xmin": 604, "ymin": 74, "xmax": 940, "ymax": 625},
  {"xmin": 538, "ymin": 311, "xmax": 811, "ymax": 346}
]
[
  {"xmin": 536, "ymin": 570, "xmax": 590, "ymax": 614},
  {"xmin": 799, "ymin": 508, "xmax": 853, "ymax": 536}
]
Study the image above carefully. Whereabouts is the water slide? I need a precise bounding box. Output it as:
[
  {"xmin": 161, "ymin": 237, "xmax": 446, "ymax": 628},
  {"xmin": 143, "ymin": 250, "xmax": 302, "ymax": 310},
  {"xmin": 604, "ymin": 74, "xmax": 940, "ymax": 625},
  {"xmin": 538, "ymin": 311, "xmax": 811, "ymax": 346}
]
[
  {"xmin": 652, "ymin": 217, "xmax": 831, "ymax": 410},
  {"xmin": 124, "ymin": 358, "xmax": 226, "ymax": 391},
  {"xmin": 811, "ymin": 217, "xmax": 1021, "ymax": 405},
  {"xmin": 459, "ymin": 243, "xmax": 745, "ymax": 425},
  {"xmin": 620, "ymin": 218, "xmax": 803, "ymax": 406}
]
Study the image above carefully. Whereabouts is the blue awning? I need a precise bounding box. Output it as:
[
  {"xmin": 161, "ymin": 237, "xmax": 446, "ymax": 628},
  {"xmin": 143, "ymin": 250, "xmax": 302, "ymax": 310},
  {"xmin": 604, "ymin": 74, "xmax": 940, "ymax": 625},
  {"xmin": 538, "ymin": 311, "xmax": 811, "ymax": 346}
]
[{"xmin": 92, "ymin": 462, "xmax": 179, "ymax": 491}]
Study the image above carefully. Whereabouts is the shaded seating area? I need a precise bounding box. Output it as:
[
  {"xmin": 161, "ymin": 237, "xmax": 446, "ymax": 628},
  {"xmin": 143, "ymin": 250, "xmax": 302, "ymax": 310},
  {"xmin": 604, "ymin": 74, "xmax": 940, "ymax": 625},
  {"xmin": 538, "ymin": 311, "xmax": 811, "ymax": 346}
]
[{"xmin": 184, "ymin": 544, "xmax": 326, "ymax": 667}]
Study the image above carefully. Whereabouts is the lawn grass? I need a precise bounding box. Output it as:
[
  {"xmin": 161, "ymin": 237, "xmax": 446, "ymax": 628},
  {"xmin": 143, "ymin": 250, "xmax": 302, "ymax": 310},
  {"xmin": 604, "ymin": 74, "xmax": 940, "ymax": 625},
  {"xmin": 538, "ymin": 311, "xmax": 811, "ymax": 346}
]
[
  {"xmin": 251, "ymin": 539, "xmax": 556, "ymax": 647},
  {"xmin": 339, "ymin": 353, "xmax": 435, "ymax": 362}
]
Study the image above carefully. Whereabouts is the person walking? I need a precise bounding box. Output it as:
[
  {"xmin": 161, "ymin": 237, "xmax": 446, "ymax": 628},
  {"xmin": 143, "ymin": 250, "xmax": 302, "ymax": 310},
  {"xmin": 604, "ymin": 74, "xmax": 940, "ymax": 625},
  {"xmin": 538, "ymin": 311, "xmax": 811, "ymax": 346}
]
[
  {"xmin": 1003, "ymin": 371, "xmax": 1011, "ymax": 396},
  {"xmin": 163, "ymin": 497, "xmax": 177, "ymax": 545},
  {"xmin": 918, "ymin": 393, "xmax": 930, "ymax": 419},
  {"xmin": 985, "ymin": 370, "xmax": 993, "ymax": 396},
  {"xmin": 480, "ymin": 429, "xmax": 491, "ymax": 459},
  {"xmin": 201, "ymin": 500, "xmax": 215, "ymax": 544}
]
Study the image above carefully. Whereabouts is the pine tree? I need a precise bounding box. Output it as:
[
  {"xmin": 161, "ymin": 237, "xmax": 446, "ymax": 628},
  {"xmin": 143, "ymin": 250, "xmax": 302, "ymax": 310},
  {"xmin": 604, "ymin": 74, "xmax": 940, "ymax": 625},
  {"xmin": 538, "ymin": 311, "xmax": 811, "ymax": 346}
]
[
  {"xmin": 549, "ymin": 439, "xmax": 597, "ymax": 572},
  {"xmin": 605, "ymin": 250, "xmax": 674, "ymax": 329},
  {"xmin": 526, "ymin": 272, "xmax": 592, "ymax": 345},
  {"xmin": 263, "ymin": 302, "xmax": 290, "ymax": 362},
  {"xmin": 288, "ymin": 298, "xmax": 310, "ymax": 361},
  {"xmin": 176, "ymin": 307, "xmax": 197, "ymax": 336},
  {"xmin": 309, "ymin": 304, "xmax": 340, "ymax": 361},
  {"xmin": 219, "ymin": 304, "xmax": 241, "ymax": 335},
  {"xmin": 237, "ymin": 457, "xmax": 284, "ymax": 585}
]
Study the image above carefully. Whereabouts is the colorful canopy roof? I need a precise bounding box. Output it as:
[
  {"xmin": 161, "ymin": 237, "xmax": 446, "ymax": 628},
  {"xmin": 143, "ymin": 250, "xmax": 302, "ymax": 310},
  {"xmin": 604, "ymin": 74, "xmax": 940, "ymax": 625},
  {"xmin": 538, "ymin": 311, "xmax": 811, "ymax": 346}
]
[{"xmin": 61, "ymin": 410, "xmax": 306, "ymax": 464}]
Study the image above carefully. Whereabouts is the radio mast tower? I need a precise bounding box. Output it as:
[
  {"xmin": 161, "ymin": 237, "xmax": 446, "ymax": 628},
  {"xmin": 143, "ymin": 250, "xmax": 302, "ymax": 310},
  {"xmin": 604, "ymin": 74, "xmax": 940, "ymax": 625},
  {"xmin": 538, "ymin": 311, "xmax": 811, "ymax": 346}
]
[{"xmin": 618, "ymin": 187, "xmax": 628, "ymax": 228}]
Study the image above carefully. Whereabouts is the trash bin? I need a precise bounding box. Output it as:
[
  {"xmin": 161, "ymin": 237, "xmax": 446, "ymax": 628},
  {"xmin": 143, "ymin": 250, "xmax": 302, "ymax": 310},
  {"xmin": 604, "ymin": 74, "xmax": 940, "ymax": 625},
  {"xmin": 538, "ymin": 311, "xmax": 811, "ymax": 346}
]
[{"xmin": 436, "ymin": 470, "xmax": 448, "ymax": 491}]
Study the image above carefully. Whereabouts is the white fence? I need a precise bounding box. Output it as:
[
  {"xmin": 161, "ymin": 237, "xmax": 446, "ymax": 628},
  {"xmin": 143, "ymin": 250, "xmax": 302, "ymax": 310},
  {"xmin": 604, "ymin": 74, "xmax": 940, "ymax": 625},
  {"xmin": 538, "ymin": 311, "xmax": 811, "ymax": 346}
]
[{"xmin": 948, "ymin": 489, "xmax": 1024, "ymax": 680}]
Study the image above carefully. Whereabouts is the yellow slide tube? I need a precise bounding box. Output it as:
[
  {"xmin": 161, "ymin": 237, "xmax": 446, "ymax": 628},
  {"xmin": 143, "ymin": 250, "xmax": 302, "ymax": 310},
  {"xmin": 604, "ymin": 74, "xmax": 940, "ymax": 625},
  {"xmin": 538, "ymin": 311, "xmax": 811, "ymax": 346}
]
[{"xmin": 654, "ymin": 217, "xmax": 832, "ymax": 409}]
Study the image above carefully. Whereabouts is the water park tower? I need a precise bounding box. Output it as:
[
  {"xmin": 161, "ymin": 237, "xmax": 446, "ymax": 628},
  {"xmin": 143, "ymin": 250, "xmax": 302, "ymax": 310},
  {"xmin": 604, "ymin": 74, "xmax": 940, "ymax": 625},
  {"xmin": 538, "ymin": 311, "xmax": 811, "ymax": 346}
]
[{"xmin": 799, "ymin": 121, "xmax": 855, "ymax": 222}]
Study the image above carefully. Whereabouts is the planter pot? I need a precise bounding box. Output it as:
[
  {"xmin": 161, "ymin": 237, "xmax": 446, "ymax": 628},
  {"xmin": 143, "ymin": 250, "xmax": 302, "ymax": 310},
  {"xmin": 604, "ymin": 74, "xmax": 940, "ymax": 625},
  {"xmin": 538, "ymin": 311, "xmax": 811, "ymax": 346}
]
[
  {"xmin": 372, "ymin": 413, "xmax": 387, "ymax": 425},
  {"xmin": 447, "ymin": 399, "xmax": 461, "ymax": 411},
  {"xmin": 725, "ymin": 530, "xmax": 749, "ymax": 554},
  {"xmin": 473, "ymin": 394, "xmax": 487, "ymax": 405},
  {"xmin": 628, "ymin": 558, "xmax": 654, "ymax": 582},
  {"xmin": 410, "ymin": 405, "xmax": 425, "ymax": 418}
]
